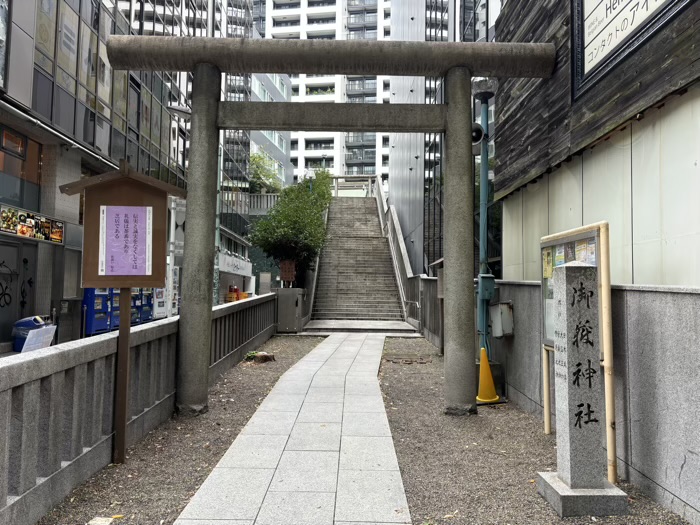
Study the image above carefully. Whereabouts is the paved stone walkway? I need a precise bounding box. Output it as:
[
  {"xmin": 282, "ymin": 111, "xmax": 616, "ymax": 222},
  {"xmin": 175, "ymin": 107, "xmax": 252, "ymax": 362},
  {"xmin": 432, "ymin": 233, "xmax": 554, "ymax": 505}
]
[{"xmin": 174, "ymin": 333, "xmax": 412, "ymax": 525}]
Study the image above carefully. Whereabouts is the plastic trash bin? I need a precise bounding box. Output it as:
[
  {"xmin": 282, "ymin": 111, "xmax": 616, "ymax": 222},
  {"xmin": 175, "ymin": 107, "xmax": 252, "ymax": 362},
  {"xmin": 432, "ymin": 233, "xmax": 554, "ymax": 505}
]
[{"xmin": 12, "ymin": 316, "xmax": 46, "ymax": 352}]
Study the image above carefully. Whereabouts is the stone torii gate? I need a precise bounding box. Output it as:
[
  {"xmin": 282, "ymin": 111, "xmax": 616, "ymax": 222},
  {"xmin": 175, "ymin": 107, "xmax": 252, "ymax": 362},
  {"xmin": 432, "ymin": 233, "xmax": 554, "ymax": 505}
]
[{"xmin": 107, "ymin": 37, "xmax": 555, "ymax": 416}]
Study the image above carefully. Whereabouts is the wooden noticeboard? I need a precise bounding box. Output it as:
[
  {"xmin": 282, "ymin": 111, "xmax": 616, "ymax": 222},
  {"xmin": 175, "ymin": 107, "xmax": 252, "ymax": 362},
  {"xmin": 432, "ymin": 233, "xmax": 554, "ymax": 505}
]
[
  {"xmin": 60, "ymin": 161, "xmax": 186, "ymax": 289},
  {"xmin": 60, "ymin": 161, "xmax": 187, "ymax": 465}
]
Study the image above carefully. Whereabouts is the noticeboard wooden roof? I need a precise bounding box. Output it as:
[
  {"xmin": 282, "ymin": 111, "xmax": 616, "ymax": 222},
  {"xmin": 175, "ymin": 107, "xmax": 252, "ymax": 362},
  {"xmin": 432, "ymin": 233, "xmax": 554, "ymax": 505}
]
[{"xmin": 59, "ymin": 160, "xmax": 187, "ymax": 198}]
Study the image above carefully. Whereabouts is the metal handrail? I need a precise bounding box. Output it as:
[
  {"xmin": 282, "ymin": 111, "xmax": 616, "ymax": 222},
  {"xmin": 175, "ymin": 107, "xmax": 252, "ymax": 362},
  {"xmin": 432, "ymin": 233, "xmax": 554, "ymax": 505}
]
[{"xmin": 373, "ymin": 176, "xmax": 415, "ymax": 323}]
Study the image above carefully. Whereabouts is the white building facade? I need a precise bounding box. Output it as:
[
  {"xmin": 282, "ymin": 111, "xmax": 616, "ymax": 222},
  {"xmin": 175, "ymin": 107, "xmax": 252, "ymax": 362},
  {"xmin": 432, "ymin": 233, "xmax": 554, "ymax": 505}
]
[{"xmin": 264, "ymin": 0, "xmax": 392, "ymax": 188}]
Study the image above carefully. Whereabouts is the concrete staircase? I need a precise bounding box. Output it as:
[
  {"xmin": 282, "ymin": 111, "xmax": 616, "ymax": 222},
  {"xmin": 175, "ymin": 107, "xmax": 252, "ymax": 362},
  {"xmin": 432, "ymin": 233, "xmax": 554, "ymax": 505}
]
[{"xmin": 312, "ymin": 198, "xmax": 404, "ymax": 322}]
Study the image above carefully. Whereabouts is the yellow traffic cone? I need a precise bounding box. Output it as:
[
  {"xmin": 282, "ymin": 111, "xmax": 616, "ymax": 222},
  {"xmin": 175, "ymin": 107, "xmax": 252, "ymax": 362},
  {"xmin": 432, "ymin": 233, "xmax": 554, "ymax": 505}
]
[{"xmin": 476, "ymin": 347, "xmax": 500, "ymax": 403}]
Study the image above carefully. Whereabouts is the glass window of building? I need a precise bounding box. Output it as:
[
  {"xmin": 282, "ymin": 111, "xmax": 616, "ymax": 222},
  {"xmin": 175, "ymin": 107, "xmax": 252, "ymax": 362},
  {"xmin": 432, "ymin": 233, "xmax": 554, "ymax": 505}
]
[
  {"xmin": 97, "ymin": 44, "xmax": 112, "ymax": 104},
  {"xmin": 76, "ymin": 103, "xmax": 95, "ymax": 145},
  {"xmin": 35, "ymin": 0, "xmax": 58, "ymax": 69},
  {"xmin": 140, "ymin": 88, "xmax": 152, "ymax": 145},
  {"xmin": 57, "ymin": 2, "xmax": 79, "ymax": 78},
  {"xmin": 55, "ymin": 86, "xmax": 76, "ymax": 134},
  {"xmin": 127, "ymin": 80, "xmax": 140, "ymax": 134},
  {"xmin": 32, "ymin": 70, "xmax": 53, "ymax": 120},
  {"xmin": 0, "ymin": 130, "xmax": 42, "ymax": 212},
  {"xmin": 79, "ymin": 22, "xmax": 98, "ymax": 92}
]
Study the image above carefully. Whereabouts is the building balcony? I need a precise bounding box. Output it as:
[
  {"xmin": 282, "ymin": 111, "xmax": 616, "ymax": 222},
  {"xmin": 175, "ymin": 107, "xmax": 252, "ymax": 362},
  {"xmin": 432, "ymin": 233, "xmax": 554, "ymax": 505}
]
[
  {"xmin": 345, "ymin": 150, "xmax": 376, "ymax": 163},
  {"xmin": 347, "ymin": 96, "xmax": 377, "ymax": 104},
  {"xmin": 347, "ymin": 13, "xmax": 378, "ymax": 28},
  {"xmin": 272, "ymin": 2, "xmax": 301, "ymax": 9},
  {"xmin": 346, "ymin": 30, "xmax": 377, "ymax": 40},
  {"xmin": 306, "ymin": 87, "xmax": 336, "ymax": 96},
  {"xmin": 272, "ymin": 18, "xmax": 301, "ymax": 27},
  {"xmin": 307, "ymin": 16, "xmax": 336, "ymax": 25},
  {"xmin": 305, "ymin": 142, "xmax": 334, "ymax": 151},
  {"xmin": 348, "ymin": 0, "xmax": 377, "ymax": 11},
  {"xmin": 346, "ymin": 79, "xmax": 377, "ymax": 94},
  {"xmin": 308, "ymin": 0, "xmax": 336, "ymax": 8},
  {"xmin": 345, "ymin": 170, "xmax": 375, "ymax": 177},
  {"xmin": 345, "ymin": 132, "xmax": 375, "ymax": 146}
]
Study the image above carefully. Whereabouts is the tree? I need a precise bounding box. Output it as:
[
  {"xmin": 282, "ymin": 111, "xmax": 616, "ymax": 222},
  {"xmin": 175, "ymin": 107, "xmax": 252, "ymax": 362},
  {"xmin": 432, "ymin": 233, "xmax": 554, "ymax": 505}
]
[
  {"xmin": 249, "ymin": 152, "xmax": 283, "ymax": 194},
  {"xmin": 248, "ymin": 169, "xmax": 332, "ymax": 283}
]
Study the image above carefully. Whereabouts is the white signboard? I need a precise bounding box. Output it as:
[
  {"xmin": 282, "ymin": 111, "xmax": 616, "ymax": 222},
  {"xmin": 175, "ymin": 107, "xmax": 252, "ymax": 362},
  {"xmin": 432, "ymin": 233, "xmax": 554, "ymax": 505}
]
[
  {"xmin": 98, "ymin": 206, "xmax": 153, "ymax": 276},
  {"xmin": 219, "ymin": 252, "xmax": 253, "ymax": 277},
  {"xmin": 21, "ymin": 325, "xmax": 57, "ymax": 353},
  {"xmin": 583, "ymin": 0, "xmax": 667, "ymax": 73}
]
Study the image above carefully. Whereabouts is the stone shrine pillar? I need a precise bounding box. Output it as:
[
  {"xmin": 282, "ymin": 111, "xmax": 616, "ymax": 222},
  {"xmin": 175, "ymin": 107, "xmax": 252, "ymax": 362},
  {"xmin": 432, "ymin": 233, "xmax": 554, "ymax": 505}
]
[{"xmin": 537, "ymin": 262, "xmax": 627, "ymax": 517}]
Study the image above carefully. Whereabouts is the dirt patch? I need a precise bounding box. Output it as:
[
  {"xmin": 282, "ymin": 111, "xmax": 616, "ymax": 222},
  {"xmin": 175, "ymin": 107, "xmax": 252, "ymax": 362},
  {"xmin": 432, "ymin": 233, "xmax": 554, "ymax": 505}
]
[
  {"xmin": 38, "ymin": 336, "xmax": 324, "ymax": 525},
  {"xmin": 381, "ymin": 337, "xmax": 690, "ymax": 525}
]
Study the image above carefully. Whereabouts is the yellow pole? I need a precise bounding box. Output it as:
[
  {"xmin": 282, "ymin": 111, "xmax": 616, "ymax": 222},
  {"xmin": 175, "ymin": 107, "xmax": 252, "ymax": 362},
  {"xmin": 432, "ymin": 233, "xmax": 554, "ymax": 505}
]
[
  {"xmin": 542, "ymin": 344, "xmax": 551, "ymax": 435},
  {"xmin": 599, "ymin": 223, "xmax": 618, "ymax": 483}
]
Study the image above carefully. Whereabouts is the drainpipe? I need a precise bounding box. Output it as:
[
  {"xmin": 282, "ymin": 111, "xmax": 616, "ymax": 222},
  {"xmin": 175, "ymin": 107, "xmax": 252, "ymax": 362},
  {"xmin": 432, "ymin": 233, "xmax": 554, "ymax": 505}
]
[{"xmin": 473, "ymin": 79, "xmax": 497, "ymax": 359}]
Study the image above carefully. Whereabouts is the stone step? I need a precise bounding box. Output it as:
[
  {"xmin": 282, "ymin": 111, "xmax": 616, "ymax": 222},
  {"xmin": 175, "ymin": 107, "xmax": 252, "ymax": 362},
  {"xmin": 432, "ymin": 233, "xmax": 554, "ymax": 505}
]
[
  {"xmin": 311, "ymin": 313, "xmax": 404, "ymax": 321},
  {"xmin": 314, "ymin": 292, "xmax": 400, "ymax": 299},
  {"xmin": 312, "ymin": 308, "xmax": 403, "ymax": 315},
  {"xmin": 313, "ymin": 306, "xmax": 402, "ymax": 313},
  {"xmin": 316, "ymin": 279, "xmax": 397, "ymax": 285},
  {"xmin": 313, "ymin": 301, "xmax": 401, "ymax": 308}
]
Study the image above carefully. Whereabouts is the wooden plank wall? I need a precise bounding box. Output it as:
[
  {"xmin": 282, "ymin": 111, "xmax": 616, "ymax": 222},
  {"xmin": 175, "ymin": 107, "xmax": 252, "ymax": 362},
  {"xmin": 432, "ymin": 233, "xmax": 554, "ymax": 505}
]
[{"xmin": 494, "ymin": 0, "xmax": 700, "ymax": 200}]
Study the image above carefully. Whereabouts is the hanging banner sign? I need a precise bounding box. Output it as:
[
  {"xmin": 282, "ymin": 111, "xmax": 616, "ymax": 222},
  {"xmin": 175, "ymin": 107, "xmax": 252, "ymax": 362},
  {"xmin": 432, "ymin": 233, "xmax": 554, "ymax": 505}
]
[
  {"xmin": 583, "ymin": 0, "xmax": 667, "ymax": 74},
  {"xmin": 98, "ymin": 205, "xmax": 153, "ymax": 276},
  {"xmin": 573, "ymin": 0, "xmax": 692, "ymax": 97}
]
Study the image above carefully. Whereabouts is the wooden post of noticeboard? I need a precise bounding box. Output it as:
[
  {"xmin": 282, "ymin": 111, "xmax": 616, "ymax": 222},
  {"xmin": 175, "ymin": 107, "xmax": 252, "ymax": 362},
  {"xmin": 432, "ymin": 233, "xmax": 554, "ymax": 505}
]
[
  {"xmin": 60, "ymin": 160, "xmax": 186, "ymax": 464},
  {"xmin": 115, "ymin": 287, "xmax": 131, "ymax": 463}
]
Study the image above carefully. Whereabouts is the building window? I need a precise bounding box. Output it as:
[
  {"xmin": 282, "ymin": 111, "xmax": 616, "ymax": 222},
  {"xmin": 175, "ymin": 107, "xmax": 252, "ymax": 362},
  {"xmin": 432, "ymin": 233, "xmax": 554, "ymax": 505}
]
[
  {"xmin": 2, "ymin": 130, "xmax": 25, "ymax": 157},
  {"xmin": 32, "ymin": 70, "xmax": 53, "ymax": 120},
  {"xmin": 54, "ymin": 87, "xmax": 76, "ymax": 134},
  {"xmin": 0, "ymin": 131, "xmax": 42, "ymax": 212},
  {"xmin": 57, "ymin": 2, "xmax": 79, "ymax": 78},
  {"xmin": 35, "ymin": 0, "xmax": 58, "ymax": 66},
  {"xmin": 79, "ymin": 22, "xmax": 98, "ymax": 92}
]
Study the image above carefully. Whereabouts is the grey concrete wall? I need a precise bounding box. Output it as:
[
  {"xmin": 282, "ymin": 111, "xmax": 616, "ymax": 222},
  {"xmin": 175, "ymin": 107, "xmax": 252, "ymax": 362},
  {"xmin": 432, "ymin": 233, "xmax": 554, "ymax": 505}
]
[{"xmin": 491, "ymin": 281, "xmax": 700, "ymax": 525}]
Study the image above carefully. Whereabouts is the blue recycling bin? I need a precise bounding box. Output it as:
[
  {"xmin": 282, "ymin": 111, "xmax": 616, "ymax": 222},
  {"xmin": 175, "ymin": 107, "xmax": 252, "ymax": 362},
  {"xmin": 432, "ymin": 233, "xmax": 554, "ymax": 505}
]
[{"xmin": 12, "ymin": 316, "xmax": 46, "ymax": 352}]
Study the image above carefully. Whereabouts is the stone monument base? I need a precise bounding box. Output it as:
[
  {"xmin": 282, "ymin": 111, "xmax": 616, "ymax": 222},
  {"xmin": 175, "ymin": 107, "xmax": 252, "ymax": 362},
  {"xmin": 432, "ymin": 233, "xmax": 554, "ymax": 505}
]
[{"xmin": 537, "ymin": 472, "xmax": 628, "ymax": 517}]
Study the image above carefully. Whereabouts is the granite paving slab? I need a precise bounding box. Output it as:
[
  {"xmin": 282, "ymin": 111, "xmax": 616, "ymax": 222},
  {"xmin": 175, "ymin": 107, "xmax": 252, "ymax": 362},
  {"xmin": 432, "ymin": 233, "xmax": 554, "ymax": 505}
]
[{"xmin": 173, "ymin": 332, "xmax": 412, "ymax": 525}]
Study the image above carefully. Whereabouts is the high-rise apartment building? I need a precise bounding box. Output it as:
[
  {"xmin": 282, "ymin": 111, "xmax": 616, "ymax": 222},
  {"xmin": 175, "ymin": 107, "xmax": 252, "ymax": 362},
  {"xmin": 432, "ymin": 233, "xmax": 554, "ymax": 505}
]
[
  {"xmin": 389, "ymin": 0, "xmax": 501, "ymax": 275},
  {"xmin": 263, "ymin": 0, "xmax": 392, "ymax": 188}
]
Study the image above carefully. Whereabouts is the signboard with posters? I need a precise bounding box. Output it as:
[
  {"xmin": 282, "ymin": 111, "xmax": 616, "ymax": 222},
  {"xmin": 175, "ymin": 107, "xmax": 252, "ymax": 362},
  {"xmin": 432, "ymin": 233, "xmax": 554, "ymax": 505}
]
[
  {"xmin": 540, "ymin": 226, "xmax": 602, "ymax": 349},
  {"xmin": 0, "ymin": 205, "xmax": 65, "ymax": 244}
]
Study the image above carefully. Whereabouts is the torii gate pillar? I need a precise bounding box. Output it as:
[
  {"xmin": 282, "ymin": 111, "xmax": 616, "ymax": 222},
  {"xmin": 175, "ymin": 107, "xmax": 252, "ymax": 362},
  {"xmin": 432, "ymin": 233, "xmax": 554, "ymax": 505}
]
[
  {"xmin": 443, "ymin": 67, "xmax": 477, "ymax": 414},
  {"xmin": 177, "ymin": 63, "xmax": 221, "ymax": 414}
]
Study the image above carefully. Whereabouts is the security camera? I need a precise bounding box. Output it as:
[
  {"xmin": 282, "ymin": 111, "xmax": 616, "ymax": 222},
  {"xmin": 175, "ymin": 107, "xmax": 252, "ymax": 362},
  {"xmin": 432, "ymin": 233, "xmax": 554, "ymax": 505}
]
[{"xmin": 472, "ymin": 123, "xmax": 485, "ymax": 145}]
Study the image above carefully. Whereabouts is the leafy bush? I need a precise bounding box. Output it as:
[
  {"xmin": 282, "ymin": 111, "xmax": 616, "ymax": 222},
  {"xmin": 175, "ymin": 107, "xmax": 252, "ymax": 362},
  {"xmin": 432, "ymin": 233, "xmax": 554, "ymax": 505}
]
[
  {"xmin": 249, "ymin": 153, "xmax": 283, "ymax": 194},
  {"xmin": 249, "ymin": 169, "xmax": 332, "ymax": 276}
]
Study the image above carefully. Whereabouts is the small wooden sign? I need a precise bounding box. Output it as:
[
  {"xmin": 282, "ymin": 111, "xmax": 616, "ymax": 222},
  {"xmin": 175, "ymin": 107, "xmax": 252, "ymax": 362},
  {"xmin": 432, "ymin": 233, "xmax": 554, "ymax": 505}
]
[
  {"xmin": 60, "ymin": 161, "xmax": 186, "ymax": 288},
  {"xmin": 280, "ymin": 260, "xmax": 296, "ymax": 282}
]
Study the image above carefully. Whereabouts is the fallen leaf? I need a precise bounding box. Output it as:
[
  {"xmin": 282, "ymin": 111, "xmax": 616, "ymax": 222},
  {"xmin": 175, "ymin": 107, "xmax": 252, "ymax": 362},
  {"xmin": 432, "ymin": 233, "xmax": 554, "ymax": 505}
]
[{"xmin": 112, "ymin": 515, "xmax": 124, "ymax": 520}]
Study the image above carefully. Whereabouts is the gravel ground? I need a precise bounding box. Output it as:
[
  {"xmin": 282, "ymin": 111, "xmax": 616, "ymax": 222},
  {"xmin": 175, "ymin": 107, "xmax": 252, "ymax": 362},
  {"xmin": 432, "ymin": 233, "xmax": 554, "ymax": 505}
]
[
  {"xmin": 38, "ymin": 336, "xmax": 324, "ymax": 525},
  {"xmin": 381, "ymin": 337, "xmax": 690, "ymax": 525}
]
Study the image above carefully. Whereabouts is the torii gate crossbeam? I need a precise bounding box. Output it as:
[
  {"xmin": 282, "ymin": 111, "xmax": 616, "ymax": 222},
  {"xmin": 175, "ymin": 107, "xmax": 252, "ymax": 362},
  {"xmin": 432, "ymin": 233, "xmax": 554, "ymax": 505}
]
[{"xmin": 107, "ymin": 37, "xmax": 555, "ymax": 417}]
